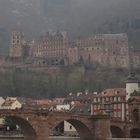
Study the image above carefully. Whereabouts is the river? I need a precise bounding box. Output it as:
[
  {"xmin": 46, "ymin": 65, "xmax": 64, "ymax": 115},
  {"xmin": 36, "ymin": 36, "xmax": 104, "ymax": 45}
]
[{"xmin": 0, "ymin": 137, "xmax": 80, "ymax": 140}]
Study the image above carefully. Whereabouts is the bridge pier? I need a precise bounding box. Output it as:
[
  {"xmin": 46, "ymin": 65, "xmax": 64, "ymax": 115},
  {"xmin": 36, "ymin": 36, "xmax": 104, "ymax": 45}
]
[
  {"xmin": 93, "ymin": 115, "xmax": 111, "ymax": 140},
  {"xmin": 35, "ymin": 122, "xmax": 50, "ymax": 140}
]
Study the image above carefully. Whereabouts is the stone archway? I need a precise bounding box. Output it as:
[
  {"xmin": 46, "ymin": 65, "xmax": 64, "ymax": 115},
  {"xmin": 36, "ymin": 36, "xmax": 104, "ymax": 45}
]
[
  {"xmin": 130, "ymin": 128, "xmax": 140, "ymax": 138},
  {"xmin": 5, "ymin": 116, "xmax": 37, "ymax": 140},
  {"xmin": 110, "ymin": 126, "xmax": 125, "ymax": 138},
  {"xmin": 133, "ymin": 109, "xmax": 139, "ymax": 123},
  {"xmin": 51, "ymin": 119, "xmax": 94, "ymax": 140}
]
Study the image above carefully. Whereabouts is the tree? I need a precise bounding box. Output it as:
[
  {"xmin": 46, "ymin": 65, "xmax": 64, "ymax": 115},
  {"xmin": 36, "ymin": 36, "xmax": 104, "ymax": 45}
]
[{"xmin": 4, "ymin": 118, "xmax": 16, "ymax": 131}]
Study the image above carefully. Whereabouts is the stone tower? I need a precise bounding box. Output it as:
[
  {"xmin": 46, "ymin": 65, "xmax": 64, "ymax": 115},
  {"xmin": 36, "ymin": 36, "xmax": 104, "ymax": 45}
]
[{"xmin": 9, "ymin": 31, "xmax": 24, "ymax": 58}]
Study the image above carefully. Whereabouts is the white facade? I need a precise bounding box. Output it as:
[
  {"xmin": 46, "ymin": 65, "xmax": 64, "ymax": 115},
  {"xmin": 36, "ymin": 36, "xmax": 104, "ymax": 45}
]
[
  {"xmin": 126, "ymin": 83, "xmax": 139, "ymax": 100},
  {"xmin": 0, "ymin": 118, "xmax": 4, "ymax": 125},
  {"xmin": 0, "ymin": 97, "xmax": 5, "ymax": 107},
  {"xmin": 64, "ymin": 121, "xmax": 77, "ymax": 135},
  {"xmin": 2, "ymin": 100, "xmax": 22, "ymax": 110},
  {"xmin": 56, "ymin": 104, "xmax": 70, "ymax": 111}
]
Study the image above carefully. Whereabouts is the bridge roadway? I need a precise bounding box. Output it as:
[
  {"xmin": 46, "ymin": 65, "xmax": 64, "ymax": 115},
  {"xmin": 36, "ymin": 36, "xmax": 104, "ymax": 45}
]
[{"xmin": 0, "ymin": 109, "xmax": 111, "ymax": 140}]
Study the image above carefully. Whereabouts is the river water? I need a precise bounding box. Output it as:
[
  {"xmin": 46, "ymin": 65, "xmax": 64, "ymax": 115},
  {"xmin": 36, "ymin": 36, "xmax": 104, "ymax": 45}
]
[{"xmin": 0, "ymin": 138, "xmax": 80, "ymax": 140}]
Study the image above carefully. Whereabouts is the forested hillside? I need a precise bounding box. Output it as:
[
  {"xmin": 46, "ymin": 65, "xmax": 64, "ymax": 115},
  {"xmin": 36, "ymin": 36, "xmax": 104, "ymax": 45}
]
[{"xmin": 0, "ymin": 66, "xmax": 139, "ymax": 98}]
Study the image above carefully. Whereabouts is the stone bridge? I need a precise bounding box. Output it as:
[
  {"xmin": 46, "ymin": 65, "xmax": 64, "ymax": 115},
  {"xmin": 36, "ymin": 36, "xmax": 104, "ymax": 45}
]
[
  {"xmin": 0, "ymin": 109, "xmax": 111, "ymax": 140},
  {"xmin": 110, "ymin": 120, "xmax": 140, "ymax": 138}
]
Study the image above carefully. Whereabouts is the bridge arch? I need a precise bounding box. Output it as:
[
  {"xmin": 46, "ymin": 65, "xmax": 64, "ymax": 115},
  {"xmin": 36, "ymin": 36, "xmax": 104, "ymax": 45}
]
[
  {"xmin": 4, "ymin": 116, "xmax": 37, "ymax": 140},
  {"xmin": 51, "ymin": 118, "xmax": 94, "ymax": 140},
  {"xmin": 110, "ymin": 125, "xmax": 125, "ymax": 138},
  {"xmin": 130, "ymin": 128, "xmax": 140, "ymax": 138}
]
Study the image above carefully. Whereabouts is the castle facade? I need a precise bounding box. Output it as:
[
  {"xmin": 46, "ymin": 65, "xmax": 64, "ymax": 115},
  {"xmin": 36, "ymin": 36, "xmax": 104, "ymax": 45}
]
[{"xmin": 8, "ymin": 31, "xmax": 140, "ymax": 69}]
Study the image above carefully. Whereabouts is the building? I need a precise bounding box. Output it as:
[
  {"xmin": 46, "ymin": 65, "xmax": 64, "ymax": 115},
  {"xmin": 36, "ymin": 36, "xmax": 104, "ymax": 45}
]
[
  {"xmin": 67, "ymin": 43, "xmax": 79, "ymax": 65},
  {"xmin": 1, "ymin": 99, "xmax": 22, "ymax": 110},
  {"xmin": 30, "ymin": 32, "xmax": 69, "ymax": 65},
  {"xmin": 127, "ymin": 90, "xmax": 140, "ymax": 123},
  {"xmin": 8, "ymin": 31, "xmax": 140, "ymax": 69},
  {"xmin": 91, "ymin": 88, "xmax": 126, "ymax": 121},
  {"xmin": 9, "ymin": 31, "xmax": 29, "ymax": 58},
  {"xmin": 91, "ymin": 72, "xmax": 140, "ymax": 122},
  {"xmin": 0, "ymin": 97, "xmax": 5, "ymax": 108},
  {"xmin": 73, "ymin": 33, "xmax": 129, "ymax": 68}
]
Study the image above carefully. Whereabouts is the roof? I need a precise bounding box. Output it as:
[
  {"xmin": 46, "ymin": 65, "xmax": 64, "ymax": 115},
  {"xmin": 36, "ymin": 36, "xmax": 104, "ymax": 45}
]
[
  {"xmin": 127, "ymin": 98, "xmax": 140, "ymax": 103},
  {"xmin": 133, "ymin": 49, "xmax": 140, "ymax": 55},
  {"xmin": 130, "ymin": 90, "xmax": 140, "ymax": 96},
  {"xmin": 96, "ymin": 88, "xmax": 126, "ymax": 97},
  {"xmin": 65, "ymin": 92, "xmax": 96, "ymax": 102},
  {"xmin": 34, "ymin": 99, "xmax": 52, "ymax": 105},
  {"xmin": 126, "ymin": 72, "xmax": 139, "ymax": 83},
  {"xmin": 2, "ymin": 100, "xmax": 17, "ymax": 107},
  {"xmin": 101, "ymin": 33, "xmax": 127, "ymax": 40},
  {"xmin": 69, "ymin": 104, "xmax": 91, "ymax": 115}
]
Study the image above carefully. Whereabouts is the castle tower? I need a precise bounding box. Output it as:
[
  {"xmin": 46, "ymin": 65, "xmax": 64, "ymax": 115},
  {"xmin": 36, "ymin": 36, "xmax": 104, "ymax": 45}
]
[
  {"xmin": 126, "ymin": 72, "xmax": 139, "ymax": 101},
  {"xmin": 9, "ymin": 31, "xmax": 24, "ymax": 58}
]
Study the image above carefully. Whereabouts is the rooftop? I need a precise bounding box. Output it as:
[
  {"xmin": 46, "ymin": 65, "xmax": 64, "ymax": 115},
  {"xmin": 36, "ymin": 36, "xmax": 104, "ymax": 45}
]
[{"xmin": 126, "ymin": 72, "xmax": 139, "ymax": 83}]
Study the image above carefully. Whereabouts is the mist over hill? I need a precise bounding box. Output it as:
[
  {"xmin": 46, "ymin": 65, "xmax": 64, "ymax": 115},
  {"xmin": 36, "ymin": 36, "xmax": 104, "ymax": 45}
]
[
  {"xmin": 0, "ymin": 0, "xmax": 140, "ymax": 54},
  {"xmin": 0, "ymin": 0, "xmax": 140, "ymax": 98}
]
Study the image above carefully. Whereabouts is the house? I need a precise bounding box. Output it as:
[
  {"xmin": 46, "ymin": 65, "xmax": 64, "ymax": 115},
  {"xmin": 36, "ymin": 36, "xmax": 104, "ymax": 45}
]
[
  {"xmin": 69, "ymin": 104, "xmax": 91, "ymax": 115},
  {"xmin": 56, "ymin": 104, "xmax": 70, "ymax": 111},
  {"xmin": 53, "ymin": 98, "xmax": 65, "ymax": 105},
  {"xmin": 0, "ymin": 97, "xmax": 5, "ymax": 108},
  {"xmin": 91, "ymin": 88, "xmax": 126, "ymax": 120},
  {"xmin": 91, "ymin": 72, "xmax": 140, "ymax": 121},
  {"xmin": 34, "ymin": 99, "xmax": 52, "ymax": 105},
  {"xmin": 1, "ymin": 99, "xmax": 22, "ymax": 110}
]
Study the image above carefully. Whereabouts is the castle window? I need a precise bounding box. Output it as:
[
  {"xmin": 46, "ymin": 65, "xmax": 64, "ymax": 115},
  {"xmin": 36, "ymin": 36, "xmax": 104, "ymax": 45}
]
[
  {"xmin": 116, "ymin": 40, "xmax": 119, "ymax": 44},
  {"xmin": 113, "ymin": 52, "xmax": 116, "ymax": 55}
]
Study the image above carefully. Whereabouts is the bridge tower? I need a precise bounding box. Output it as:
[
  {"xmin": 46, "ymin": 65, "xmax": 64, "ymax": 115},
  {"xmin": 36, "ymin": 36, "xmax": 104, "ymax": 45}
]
[
  {"xmin": 126, "ymin": 46, "xmax": 139, "ymax": 101},
  {"xmin": 126, "ymin": 72, "xmax": 139, "ymax": 101}
]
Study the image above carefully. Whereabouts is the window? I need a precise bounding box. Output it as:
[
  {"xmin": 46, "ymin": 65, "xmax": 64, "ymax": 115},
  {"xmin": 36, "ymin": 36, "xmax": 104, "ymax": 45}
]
[
  {"xmin": 114, "ymin": 104, "xmax": 117, "ymax": 109},
  {"xmin": 106, "ymin": 97, "xmax": 109, "ymax": 102},
  {"xmin": 69, "ymin": 125, "xmax": 72, "ymax": 130},
  {"xmin": 110, "ymin": 97, "xmax": 113, "ymax": 102},
  {"xmin": 118, "ymin": 112, "xmax": 122, "ymax": 117},
  {"xmin": 118, "ymin": 97, "xmax": 121, "ymax": 101},
  {"xmin": 118, "ymin": 104, "xmax": 121, "ymax": 109},
  {"xmin": 97, "ymin": 98, "xmax": 100, "ymax": 102},
  {"xmin": 114, "ymin": 112, "xmax": 117, "ymax": 117},
  {"xmin": 126, "ymin": 104, "xmax": 128, "ymax": 109},
  {"xmin": 114, "ymin": 97, "xmax": 117, "ymax": 101},
  {"xmin": 116, "ymin": 40, "xmax": 119, "ymax": 44}
]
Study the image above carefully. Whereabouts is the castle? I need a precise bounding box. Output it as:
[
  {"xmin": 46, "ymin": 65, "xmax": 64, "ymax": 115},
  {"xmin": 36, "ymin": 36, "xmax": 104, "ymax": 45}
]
[{"xmin": 6, "ymin": 31, "xmax": 140, "ymax": 69}]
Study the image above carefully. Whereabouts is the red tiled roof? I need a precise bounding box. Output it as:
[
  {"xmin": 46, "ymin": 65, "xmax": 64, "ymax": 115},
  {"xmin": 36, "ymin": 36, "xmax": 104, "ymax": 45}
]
[
  {"xmin": 96, "ymin": 88, "xmax": 126, "ymax": 97},
  {"xmin": 34, "ymin": 99, "xmax": 51, "ymax": 105}
]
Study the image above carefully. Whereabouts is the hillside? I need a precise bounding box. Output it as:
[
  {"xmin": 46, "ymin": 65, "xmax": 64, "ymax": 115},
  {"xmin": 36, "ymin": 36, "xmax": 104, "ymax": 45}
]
[{"xmin": 0, "ymin": 66, "xmax": 139, "ymax": 98}]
